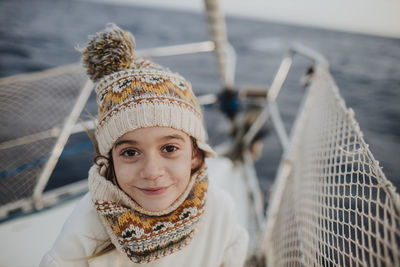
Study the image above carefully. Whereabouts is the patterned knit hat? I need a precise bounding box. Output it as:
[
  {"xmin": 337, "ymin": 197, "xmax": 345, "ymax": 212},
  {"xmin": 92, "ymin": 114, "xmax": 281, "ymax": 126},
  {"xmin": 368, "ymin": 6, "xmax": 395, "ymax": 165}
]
[{"xmin": 82, "ymin": 24, "xmax": 215, "ymax": 157}]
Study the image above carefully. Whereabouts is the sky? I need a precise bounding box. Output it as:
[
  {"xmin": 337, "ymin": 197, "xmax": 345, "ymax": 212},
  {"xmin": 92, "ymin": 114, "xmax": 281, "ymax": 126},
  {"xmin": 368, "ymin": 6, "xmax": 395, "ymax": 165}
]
[{"xmin": 83, "ymin": 0, "xmax": 400, "ymax": 38}]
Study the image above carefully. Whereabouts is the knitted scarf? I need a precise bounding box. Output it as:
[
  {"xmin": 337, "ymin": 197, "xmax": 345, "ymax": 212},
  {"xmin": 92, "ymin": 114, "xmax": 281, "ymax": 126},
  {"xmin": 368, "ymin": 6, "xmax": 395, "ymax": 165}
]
[{"xmin": 88, "ymin": 163, "xmax": 208, "ymax": 263}]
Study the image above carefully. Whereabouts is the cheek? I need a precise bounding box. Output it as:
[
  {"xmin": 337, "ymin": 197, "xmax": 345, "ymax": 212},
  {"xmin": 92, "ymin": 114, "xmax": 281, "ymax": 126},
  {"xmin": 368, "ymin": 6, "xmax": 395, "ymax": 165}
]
[
  {"xmin": 112, "ymin": 155, "xmax": 137, "ymax": 185},
  {"xmin": 115, "ymin": 165, "xmax": 131, "ymax": 183},
  {"xmin": 113, "ymin": 162, "xmax": 131, "ymax": 185},
  {"xmin": 171, "ymin": 152, "xmax": 193, "ymax": 185}
]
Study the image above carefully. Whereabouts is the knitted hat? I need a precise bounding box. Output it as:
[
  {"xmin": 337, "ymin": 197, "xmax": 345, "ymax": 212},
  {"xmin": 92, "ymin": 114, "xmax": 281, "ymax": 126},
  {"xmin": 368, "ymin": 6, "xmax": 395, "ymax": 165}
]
[{"xmin": 82, "ymin": 24, "xmax": 215, "ymax": 157}]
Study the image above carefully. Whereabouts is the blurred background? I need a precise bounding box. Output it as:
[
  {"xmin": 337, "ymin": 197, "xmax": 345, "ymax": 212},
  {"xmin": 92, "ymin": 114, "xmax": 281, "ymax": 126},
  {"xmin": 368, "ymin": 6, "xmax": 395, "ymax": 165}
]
[{"xmin": 0, "ymin": 0, "xmax": 399, "ymax": 198}]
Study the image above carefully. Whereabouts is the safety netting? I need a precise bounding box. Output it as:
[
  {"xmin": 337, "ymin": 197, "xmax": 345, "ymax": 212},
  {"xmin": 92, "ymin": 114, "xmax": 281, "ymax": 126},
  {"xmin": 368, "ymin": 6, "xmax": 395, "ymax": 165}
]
[
  {"xmin": 264, "ymin": 65, "xmax": 400, "ymax": 266},
  {"xmin": 0, "ymin": 64, "xmax": 87, "ymax": 206}
]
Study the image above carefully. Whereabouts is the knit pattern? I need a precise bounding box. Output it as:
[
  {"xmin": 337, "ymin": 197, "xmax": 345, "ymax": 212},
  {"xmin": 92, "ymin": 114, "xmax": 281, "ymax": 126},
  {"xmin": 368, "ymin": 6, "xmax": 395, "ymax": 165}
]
[
  {"xmin": 96, "ymin": 66, "xmax": 201, "ymax": 125},
  {"xmin": 89, "ymin": 164, "xmax": 208, "ymax": 263}
]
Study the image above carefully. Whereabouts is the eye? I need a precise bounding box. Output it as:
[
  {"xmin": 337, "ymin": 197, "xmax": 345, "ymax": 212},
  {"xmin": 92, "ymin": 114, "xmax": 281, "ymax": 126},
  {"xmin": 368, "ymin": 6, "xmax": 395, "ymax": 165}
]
[
  {"xmin": 121, "ymin": 149, "xmax": 139, "ymax": 157},
  {"xmin": 162, "ymin": 145, "xmax": 178, "ymax": 153}
]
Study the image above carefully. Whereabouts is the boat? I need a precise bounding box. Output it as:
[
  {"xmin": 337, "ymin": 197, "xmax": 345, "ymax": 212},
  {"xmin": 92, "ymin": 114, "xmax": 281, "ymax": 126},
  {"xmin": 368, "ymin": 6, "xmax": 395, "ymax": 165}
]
[{"xmin": 0, "ymin": 0, "xmax": 399, "ymax": 266}]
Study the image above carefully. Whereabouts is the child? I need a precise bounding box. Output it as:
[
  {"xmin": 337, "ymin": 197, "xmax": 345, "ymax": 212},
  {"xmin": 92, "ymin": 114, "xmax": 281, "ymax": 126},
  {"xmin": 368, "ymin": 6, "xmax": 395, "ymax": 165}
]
[{"xmin": 40, "ymin": 24, "xmax": 248, "ymax": 266}]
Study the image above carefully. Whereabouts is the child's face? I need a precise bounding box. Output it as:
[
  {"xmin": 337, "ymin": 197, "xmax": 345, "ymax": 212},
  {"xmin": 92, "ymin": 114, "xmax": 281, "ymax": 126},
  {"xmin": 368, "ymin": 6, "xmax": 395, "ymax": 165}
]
[{"xmin": 111, "ymin": 127, "xmax": 201, "ymax": 212}]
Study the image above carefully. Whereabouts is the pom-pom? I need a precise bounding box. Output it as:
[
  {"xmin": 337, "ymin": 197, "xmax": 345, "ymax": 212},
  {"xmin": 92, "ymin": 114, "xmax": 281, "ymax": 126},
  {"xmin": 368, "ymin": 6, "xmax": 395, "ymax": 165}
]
[{"xmin": 82, "ymin": 23, "xmax": 136, "ymax": 82}]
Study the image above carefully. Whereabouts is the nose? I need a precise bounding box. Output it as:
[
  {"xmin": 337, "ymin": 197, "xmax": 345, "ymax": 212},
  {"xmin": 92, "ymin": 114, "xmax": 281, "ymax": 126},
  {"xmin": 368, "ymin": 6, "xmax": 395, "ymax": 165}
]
[{"xmin": 139, "ymin": 153, "xmax": 164, "ymax": 180}]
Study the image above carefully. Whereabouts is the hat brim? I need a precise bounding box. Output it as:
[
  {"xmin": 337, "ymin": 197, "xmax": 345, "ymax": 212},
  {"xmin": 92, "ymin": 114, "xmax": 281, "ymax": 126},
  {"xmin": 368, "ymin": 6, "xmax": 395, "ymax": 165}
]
[{"xmin": 196, "ymin": 140, "xmax": 216, "ymax": 158}]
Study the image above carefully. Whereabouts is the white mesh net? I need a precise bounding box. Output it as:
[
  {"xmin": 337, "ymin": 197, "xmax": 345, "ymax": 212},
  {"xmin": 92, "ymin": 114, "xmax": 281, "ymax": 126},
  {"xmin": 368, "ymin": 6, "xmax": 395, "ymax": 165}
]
[
  {"xmin": 0, "ymin": 65, "xmax": 87, "ymax": 206},
  {"xmin": 264, "ymin": 65, "xmax": 400, "ymax": 266}
]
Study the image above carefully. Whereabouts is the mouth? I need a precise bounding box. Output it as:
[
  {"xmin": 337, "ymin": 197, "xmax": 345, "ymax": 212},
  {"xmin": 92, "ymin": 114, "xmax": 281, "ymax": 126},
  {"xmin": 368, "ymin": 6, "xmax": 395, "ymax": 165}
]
[{"xmin": 137, "ymin": 186, "xmax": 170, "ymax": 195}]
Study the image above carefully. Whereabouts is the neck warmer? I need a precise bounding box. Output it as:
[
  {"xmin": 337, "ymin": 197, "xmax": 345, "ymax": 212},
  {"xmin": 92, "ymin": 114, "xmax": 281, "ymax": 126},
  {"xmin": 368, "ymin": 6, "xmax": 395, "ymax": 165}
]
[{"xmin": 88, "ymin": 163, "xmax": 208, "ymax": 263}]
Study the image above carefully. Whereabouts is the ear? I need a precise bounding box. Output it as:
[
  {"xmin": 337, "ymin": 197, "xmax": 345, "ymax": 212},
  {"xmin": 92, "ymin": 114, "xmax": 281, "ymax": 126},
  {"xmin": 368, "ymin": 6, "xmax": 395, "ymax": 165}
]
[{"xmin": 191, "ymin": 148, "xmax": 203, "ymax": 170}]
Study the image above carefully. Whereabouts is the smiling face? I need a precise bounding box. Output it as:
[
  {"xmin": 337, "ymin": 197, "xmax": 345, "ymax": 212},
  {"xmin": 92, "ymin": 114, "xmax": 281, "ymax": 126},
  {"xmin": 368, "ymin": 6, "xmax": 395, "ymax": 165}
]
[{"xmin": 111, "ymin": 127, "xmax": 202, "ymax": 212}]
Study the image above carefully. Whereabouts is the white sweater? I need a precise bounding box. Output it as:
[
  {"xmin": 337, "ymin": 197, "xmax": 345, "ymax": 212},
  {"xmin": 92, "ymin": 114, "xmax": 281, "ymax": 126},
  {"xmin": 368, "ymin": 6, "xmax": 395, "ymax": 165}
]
[{"xmin": 40, "ymin": 183, "xmax": 249, "ymax": 267}]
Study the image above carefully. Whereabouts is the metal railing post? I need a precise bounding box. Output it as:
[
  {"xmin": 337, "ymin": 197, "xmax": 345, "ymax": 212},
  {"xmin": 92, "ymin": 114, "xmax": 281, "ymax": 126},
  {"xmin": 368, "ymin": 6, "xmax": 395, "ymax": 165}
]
[
  {"xmin": 32, "ymin": 80, "xmax": 93, "ymax": 210},
  {"xmin": 204, "ymin": 0, "xmax": 236, "ymax": 89}
]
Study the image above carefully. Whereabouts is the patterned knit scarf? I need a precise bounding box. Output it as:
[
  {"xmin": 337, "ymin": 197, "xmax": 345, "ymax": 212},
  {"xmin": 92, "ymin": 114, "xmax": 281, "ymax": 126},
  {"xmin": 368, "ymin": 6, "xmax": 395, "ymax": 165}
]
[{"xmin": 88, "ymin": 164, "xmax": 208, "ymax": 263}]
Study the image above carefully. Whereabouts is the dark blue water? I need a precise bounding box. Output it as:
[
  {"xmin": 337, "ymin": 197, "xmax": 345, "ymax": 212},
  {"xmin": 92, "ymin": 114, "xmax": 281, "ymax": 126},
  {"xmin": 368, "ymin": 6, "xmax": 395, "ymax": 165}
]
[{"xmin": 1, "ymin": 0, "xmax": 399, "ymax": 195}]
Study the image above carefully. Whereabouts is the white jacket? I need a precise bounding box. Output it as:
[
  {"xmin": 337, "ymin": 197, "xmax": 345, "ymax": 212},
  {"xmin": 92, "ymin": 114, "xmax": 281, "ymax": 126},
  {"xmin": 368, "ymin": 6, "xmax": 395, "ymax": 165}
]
[{"xmin": 40, "ymin": 182, "xmax": 249, "ymax": 267}]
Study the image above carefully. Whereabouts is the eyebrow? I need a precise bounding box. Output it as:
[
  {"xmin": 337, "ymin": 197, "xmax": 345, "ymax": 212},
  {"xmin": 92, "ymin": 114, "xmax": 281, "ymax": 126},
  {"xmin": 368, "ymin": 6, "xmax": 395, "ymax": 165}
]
[
  {"xmin": 160, "ymin": 134, "xmax": 186, "ymax": 143},
  {"xmin": 113, "ymin": 139, "xmax": 138, "ymax": 149},
  {"xmin": 113, "ymin": 134, "xmax": 186, "ymax": 149}
]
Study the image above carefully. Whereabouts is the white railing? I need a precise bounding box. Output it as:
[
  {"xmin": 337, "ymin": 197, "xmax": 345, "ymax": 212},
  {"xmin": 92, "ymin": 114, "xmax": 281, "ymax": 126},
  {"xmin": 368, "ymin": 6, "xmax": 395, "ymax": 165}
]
[{"xmin": 263, "ymin": 48, "xmax": 400, "ymax": 266}]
